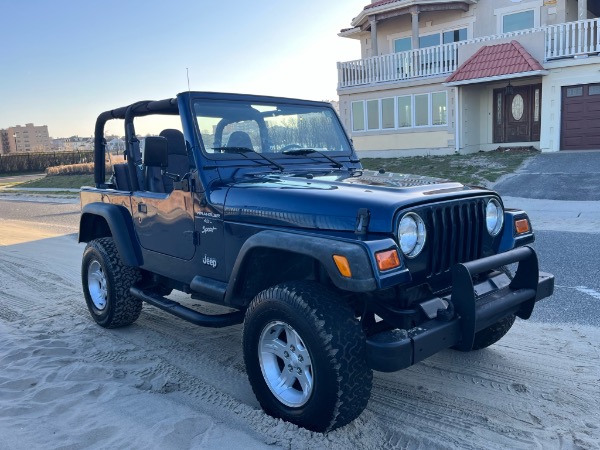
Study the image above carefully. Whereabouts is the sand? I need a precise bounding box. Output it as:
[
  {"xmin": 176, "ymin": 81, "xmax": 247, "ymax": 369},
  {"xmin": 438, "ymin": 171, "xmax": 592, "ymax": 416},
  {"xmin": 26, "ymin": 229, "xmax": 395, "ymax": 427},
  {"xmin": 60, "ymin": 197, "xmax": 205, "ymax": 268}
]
[{"xmin": 0, "ymin": 207, "xmax": 599, "ymax": 449}]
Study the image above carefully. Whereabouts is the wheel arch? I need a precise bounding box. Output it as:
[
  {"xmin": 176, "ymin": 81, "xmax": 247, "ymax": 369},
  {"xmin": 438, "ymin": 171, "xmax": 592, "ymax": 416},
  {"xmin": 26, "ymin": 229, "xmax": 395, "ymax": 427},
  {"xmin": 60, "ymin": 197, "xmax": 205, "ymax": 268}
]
[
  {"xmin": 225, "ymin": 230, "xmax": 376, "ymax": 307},
  {"xmin": 229, "ymin": 246, "xmax": 322, "ymax": 306},
  {"xmin": 79, "ymin": 203, "xmax": 143, "ymax": 267}
]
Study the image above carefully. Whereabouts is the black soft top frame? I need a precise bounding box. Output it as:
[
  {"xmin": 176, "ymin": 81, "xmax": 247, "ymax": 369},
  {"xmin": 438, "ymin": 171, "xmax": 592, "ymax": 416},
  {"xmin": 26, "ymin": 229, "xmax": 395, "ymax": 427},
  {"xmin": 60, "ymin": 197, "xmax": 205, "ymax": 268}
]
[{"xmin": 93, "ymin": 98, "xmax": 179, "ymax": 187}]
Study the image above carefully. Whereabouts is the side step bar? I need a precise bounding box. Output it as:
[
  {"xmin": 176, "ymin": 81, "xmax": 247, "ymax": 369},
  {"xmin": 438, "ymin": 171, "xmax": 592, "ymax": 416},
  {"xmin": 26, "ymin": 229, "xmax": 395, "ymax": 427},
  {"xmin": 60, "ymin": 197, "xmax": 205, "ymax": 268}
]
[{"xmin": 130, "ymin": 287, "xmax": 244, "ymax": 328}]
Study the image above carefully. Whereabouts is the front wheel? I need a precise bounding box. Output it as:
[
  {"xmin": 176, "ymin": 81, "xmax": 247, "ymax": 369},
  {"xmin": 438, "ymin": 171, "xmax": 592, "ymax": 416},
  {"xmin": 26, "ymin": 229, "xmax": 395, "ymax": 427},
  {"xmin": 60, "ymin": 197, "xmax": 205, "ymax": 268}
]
[
  {"xmin": 243, "ymin": 281, "xmax": 372, "ymax": 432},
  {"xmin": 469, "ymin": 266, "xmax": 516, "ymax": 350},
  {"xmin": 470, "ymin": 314, "xmax": 516, "ymax": 350},
  {"xmin": 81, "ymin": 237, "xmax": 142, "ymax": 328}
]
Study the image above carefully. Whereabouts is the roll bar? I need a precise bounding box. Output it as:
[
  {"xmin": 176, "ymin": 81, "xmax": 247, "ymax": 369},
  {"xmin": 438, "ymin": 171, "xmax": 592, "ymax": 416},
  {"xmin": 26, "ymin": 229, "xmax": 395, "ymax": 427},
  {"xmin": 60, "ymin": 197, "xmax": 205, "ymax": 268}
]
[{"xmin": 93, "ymin": 98, "xmax": 179, "ymax": 187}]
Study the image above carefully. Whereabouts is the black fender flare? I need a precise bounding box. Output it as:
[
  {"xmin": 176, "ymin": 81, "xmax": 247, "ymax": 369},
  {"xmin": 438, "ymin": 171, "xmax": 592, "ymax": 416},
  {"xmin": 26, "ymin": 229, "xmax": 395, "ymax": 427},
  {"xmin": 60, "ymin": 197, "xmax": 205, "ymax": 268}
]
[
  {"xmin": 224, "ymin": 230, "xmax": 377, "ymax": 303},
  {"xmin": 79, "ymin": 203, "xmax": 143, "ymax": 266}
]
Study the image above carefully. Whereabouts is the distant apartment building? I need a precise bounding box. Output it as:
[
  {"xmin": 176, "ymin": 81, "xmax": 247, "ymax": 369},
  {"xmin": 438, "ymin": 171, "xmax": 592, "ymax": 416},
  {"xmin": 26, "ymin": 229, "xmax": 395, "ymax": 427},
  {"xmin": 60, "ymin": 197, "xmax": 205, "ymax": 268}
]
[
  {"xmin": 52, "ymin": 138, "xmax": 66, "ymax": 151},
  {"xmin": 64, "ymin": 136, "xmax": 93, "ymax": 152},
  {"xmin": 106, "ymin": 137, "xmax": 125, "ymax": 153},
  {"xmin": 0, "ymin": 123, "xmax": 51, "ymax": 154}
]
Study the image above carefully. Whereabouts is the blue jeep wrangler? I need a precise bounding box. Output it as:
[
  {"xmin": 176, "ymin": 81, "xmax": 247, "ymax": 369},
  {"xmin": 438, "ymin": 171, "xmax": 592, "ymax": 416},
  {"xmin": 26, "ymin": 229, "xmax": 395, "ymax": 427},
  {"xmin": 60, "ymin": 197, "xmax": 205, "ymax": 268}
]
[{"xmin": 79, "ymin": 92, "xmax": 554, "ymax": 432}]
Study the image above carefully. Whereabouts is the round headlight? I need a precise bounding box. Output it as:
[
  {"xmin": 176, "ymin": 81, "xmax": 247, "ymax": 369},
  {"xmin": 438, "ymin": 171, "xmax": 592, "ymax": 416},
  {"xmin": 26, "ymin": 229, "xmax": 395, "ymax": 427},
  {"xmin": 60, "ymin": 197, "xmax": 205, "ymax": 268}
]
[
  {"xmin": 398, "ymin": 212, "xmax": 426, "ymax": 258},
  {"xmin": 486, "ymin": 199, "xmax": 504, "ymax": 236}
]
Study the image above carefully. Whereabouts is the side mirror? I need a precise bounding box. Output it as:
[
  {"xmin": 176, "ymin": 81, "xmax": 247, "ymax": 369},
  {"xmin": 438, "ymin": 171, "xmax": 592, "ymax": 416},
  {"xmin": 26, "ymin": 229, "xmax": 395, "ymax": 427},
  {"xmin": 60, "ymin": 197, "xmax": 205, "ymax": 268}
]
[{"xmin": 144, "ymin": 136, "xmax": 168, "ymax": 168}]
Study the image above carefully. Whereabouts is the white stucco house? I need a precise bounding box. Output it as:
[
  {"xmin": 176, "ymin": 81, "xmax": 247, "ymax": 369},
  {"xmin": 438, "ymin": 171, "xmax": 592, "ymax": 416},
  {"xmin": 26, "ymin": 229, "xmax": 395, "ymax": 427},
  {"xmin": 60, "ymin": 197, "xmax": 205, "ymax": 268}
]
[{"xmin": 337, "ymin": 0, "xmax": 600, "ymax": 156}]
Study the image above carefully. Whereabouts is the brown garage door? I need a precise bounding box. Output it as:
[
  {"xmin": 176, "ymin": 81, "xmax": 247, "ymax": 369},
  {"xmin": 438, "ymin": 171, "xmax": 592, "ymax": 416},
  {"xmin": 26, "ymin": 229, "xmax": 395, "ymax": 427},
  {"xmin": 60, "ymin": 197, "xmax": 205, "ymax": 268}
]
[{"xmin": 561, "ymin": 84, "xmax": 600, "ymax": 150}]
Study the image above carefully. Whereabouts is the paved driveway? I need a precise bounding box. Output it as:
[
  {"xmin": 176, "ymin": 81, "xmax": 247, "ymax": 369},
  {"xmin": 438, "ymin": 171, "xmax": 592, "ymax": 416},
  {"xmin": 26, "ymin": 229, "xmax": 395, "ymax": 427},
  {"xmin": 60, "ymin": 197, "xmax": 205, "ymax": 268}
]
[
  {"xmin": 494, "ymin": 151, "xmax": 600, "ymax": 201},
  {"xmin": 492, "ymin": 151, "xmax": 600, "ymax": 325}
]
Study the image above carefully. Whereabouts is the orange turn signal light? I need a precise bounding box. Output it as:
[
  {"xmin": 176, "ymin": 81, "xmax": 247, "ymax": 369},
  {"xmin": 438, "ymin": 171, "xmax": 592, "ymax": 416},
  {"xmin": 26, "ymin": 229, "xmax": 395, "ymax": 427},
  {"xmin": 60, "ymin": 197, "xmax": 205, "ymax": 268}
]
[
  {"xmin": 515, "ymin": 219, "xmax": 530, "ymax": 235},
  {"xmin": 375, "ymin": 249, "xmax": 401, "ymax": 272},
  {"xmin": 333, "ymin": 255, "xmax": 352, "ymax": 278}
]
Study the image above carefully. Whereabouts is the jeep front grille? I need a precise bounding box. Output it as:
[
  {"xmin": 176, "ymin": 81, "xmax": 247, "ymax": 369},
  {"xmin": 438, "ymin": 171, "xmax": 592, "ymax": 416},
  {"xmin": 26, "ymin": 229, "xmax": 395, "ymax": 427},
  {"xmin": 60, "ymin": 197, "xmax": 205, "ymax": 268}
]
[{"xmin": 427, "ymin": 198, "xmax": 487, "ymax": 276}]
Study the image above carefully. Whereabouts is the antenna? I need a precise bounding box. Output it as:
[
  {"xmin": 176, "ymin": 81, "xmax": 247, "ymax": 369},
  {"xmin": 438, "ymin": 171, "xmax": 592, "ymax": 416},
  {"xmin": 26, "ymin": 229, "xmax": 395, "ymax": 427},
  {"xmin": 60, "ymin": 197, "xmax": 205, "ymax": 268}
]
[{"xmin": 185, "ymin": 67, "xmax": 199, "ymax": 162}]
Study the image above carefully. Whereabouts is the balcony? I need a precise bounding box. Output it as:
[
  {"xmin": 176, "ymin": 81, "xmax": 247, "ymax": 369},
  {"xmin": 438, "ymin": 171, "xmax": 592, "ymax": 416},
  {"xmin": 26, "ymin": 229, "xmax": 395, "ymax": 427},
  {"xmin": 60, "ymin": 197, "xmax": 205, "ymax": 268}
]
[
  {"xmin": 338, "ymin": 18, "xmax": 600, "ymax": 89},
  {"xmin": 338, "ymin": 43, "xmax": 459, "ymax": 88},
  {"xmin": 546, "ymin": 18, "xmax": 600, "ymax": 59}
]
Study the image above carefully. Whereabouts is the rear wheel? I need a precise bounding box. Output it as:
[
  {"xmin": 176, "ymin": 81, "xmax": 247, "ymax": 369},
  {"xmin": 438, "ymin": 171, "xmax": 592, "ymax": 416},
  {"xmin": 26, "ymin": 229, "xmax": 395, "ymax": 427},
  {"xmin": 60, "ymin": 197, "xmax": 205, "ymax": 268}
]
[
  {"xmin": 81, "ymin": 237, "xmax": 142, "ymax": 328},
  {"xmin": 243, "ymin": 281, "xmax": 372, "ymax": 432}
]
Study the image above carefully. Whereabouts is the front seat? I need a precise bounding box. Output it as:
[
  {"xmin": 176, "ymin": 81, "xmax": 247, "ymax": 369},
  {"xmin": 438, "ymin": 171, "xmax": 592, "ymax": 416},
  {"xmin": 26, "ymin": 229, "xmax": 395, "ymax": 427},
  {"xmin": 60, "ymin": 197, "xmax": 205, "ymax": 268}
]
[
  {"xmin": 159, "ymin": 129, "xmax": 191, "ymax": 193},
  {"xmin": 227, "ymin": 131, "xmax": 253, "ymax": 150}
]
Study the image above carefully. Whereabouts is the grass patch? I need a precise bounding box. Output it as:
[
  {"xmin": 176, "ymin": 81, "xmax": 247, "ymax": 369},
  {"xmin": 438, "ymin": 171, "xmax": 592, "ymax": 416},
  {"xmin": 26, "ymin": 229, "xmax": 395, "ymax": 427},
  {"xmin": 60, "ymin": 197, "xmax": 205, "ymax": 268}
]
[
  {"xmin": 0, "ymin": 171, "xmax": 45, "ymax": 178},
  {"xmin": 0, "ymin": 191, "xmax": 80, "ymax": 198},
  {"xmin": 16, "ymin": 174, "xmax": 94, "ymax": 189},
  {"xmin": 361, "ymin": 149, "xmax": 537, "ymax": 187}
]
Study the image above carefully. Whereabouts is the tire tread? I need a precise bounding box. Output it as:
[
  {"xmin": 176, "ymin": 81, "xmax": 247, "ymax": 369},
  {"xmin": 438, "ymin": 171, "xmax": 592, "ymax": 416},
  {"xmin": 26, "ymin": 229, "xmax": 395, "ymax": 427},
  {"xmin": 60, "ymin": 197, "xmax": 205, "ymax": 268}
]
[
  {"xmin": 82, "ymin": 237, "xmax": 142, "ymax": 328},
  {"xmin": 244, "ymin": 281, "xmax": 372, "ymax": 432}
]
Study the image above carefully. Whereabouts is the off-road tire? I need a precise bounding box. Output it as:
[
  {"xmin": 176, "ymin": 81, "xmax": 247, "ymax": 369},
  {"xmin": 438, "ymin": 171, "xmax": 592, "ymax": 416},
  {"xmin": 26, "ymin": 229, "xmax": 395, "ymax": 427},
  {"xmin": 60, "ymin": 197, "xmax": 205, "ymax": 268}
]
[
  {"xmin": 82, "ymin": 237, "xmax": 142, "ymax": 328},
  {"xmin": 243, "ymin": 281, "xmax": 372, "ymax": 432},
  {"xmin": 470, "ymin": 314, "xmax": 516, "ymax": 350}
]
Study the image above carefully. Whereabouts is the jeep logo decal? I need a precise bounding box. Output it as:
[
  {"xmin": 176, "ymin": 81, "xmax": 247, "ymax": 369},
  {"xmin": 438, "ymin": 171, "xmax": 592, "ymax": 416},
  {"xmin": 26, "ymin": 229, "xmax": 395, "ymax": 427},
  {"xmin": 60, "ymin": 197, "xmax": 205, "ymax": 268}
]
[{"xmin": 202, "ymin": 254, "xmax": 217, "ymax": 268}]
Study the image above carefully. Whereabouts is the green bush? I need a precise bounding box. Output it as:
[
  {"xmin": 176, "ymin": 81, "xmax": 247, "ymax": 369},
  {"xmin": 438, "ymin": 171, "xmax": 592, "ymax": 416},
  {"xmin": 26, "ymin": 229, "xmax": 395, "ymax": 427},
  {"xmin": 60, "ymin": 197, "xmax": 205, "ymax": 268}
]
[{"xmin": 0, "ymin": 151, "xmax": 94, "ymax": 174}]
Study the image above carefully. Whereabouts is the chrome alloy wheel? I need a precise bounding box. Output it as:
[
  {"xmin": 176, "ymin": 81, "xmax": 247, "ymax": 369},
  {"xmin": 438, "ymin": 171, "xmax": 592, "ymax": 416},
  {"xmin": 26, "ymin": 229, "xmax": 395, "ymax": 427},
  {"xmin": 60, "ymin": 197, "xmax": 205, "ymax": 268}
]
[
  {"xmin": 258, "ymin": 321, "xmax": 314, "ymax": 407},
  {"xmin": 87, "ymin": 260, "xmax": 108, "ymax": 311}
]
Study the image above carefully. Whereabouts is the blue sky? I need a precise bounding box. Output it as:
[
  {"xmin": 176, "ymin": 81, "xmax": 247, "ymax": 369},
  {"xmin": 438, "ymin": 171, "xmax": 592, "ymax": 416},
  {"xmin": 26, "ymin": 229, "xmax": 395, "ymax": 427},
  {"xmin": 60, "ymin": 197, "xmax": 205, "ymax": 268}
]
[{"xmin": 0, "ymin": 0, "xmax": 366, "ymax": 137}]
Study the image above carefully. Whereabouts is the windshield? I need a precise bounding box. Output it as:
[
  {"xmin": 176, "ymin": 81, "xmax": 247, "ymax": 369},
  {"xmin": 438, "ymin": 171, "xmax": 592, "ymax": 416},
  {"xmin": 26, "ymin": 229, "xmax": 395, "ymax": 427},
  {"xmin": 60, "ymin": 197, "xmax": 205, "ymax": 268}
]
[{"xmin": 194, "ymin": 99, "xmax": 351, "ymax": 156}]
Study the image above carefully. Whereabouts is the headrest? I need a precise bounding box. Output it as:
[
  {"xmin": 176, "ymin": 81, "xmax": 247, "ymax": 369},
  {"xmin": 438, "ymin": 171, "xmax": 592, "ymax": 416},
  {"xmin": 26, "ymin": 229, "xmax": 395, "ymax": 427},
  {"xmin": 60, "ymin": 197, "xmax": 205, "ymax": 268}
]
[
  {"xmin": 227, "ymin": 131, "xmax": 253, "ymax": 149},
  {"xmin": 159, "ymin": 129, "xmax": 187, "ymax": 156}
]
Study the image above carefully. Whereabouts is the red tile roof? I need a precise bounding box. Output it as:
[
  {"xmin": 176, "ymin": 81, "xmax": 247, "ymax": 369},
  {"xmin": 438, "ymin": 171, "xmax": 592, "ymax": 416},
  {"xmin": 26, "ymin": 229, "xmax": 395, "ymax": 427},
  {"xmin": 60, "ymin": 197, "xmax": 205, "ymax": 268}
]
[{"xmin": 445, "ymin": 40, "xmax": 545, "ymax": 84}]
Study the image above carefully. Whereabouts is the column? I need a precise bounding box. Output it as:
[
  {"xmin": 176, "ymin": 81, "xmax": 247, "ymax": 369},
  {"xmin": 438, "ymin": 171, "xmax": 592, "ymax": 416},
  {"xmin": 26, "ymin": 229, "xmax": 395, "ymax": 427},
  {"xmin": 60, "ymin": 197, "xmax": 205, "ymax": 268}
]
[
  {"xmin": 578, "ymin": 0, "xmax": 588, "ymax": 21},
  {"xmin": 370, "ymin": 18, "xmax": 378, "ymax": 56},
  {"xmin": 411, "ymin": 11, "xmax": 420, "ymax": 50}
]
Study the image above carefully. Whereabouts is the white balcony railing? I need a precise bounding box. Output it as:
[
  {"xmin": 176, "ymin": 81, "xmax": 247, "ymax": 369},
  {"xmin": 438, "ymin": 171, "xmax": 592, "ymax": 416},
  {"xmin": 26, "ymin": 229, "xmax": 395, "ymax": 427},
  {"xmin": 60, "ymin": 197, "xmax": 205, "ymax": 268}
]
[
  {"xmin": 546, "ymin": 18, "xmax": 600, "ymax": 59},
  {"xmin": 338, "ymin": 18, "xmax": 600, "ymax": 89},
  {"xmin": 338, "ymin": 42, "xmax": 459, "ymax": 88}
]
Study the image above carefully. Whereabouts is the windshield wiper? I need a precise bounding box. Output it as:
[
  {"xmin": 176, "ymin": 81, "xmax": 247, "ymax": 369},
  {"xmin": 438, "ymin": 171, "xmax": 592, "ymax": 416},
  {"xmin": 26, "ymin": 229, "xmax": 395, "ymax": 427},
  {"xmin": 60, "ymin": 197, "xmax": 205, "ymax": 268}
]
[
  {"xmin": 282, "ymin": 148, "xmax": 344, "ymax": 169},
  {"xmin": 212, "ymin": 147, "xmax": 284, "ymax": 172}
]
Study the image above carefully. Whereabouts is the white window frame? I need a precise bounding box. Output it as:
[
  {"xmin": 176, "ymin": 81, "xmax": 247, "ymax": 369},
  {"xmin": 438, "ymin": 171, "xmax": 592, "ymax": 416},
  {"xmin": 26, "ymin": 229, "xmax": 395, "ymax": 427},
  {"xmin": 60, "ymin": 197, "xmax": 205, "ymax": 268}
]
[
  {"xmin": 502, "ymin": 10, "xmax": 535, "ymax": 33},
  {"xmin": 418, "ymin": 31, "xmax": 442, "ymax": 49},
  {"xmin": 397, "ymin": 95, "xmax": 413, "ymax": 129},
  {"xmin": 431, "ymin": 91, "xmax": 448, "ymax": 127},
  {"xmin": 392, "ymin": 36, "xmax": 412, "ymax": 53},
  {"xmin": 351, "ymin": 101, "xmax": 366, "ymax": 132},
  {"xmin": 381, "ymin": 97, "xmax": 396, "ymax": 129},
  {"xmin": 494, "ymin": 1, "xmax": 541, "ymax": 35},
  {"xmin": 388, "ymin": 19, "xmax": 473, "ymax": 53},
  {"xmin": 350, "ymin": 91, "xmax": 449, "ymax": 133},
  {"xmin": 366, "ymin": 99, "xmax": 381, "ymax": 131},
  {"xmin": 442, "ymin": 27, "xmax": 468, "ymax": 44},
  {"xmin": 414, "ymin": 93, "xmax": 431, "ymax": 128}
]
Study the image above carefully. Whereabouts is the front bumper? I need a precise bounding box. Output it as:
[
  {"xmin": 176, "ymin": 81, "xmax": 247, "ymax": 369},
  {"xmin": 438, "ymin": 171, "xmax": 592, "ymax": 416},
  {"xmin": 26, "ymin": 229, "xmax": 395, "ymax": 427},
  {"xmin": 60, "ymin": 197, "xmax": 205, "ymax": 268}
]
[{"xmin": 366, "ymin": 246, "xmax": 554, "ymax": 372}]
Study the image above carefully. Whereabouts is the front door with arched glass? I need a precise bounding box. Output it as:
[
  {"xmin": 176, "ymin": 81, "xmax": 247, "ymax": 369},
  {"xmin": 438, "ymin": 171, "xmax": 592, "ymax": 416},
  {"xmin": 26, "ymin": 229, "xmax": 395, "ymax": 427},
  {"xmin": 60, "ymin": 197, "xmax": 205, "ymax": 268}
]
[{"xmin": 493, "ymin": 84, "xmax": 541, "ymax": 143}]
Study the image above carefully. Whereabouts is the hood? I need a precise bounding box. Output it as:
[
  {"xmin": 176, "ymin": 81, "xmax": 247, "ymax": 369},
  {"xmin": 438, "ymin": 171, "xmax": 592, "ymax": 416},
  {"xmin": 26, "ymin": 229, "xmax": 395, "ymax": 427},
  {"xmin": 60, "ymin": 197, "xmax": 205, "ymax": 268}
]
[{"xmin": 221, "ymin": 170, "xmax": 493, "ymax": 234}]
